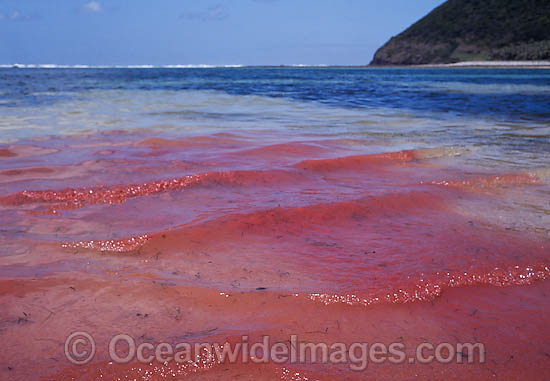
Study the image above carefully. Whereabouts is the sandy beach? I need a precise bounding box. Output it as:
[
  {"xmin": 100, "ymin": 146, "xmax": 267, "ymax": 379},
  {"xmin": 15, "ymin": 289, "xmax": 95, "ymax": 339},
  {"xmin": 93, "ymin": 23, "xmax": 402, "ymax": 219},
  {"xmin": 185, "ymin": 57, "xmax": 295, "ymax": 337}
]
[{"xmin": 417, "ymin": 61, "xmax": 550, "ymax": 68}]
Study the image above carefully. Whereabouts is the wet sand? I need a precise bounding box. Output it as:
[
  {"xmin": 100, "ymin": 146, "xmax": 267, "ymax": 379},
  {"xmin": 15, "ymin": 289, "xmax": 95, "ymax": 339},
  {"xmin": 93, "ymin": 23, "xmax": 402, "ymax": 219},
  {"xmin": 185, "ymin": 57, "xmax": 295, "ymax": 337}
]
[{"xmin": 1, "ymin": 129, "xmax": 549, "ymax": 380}]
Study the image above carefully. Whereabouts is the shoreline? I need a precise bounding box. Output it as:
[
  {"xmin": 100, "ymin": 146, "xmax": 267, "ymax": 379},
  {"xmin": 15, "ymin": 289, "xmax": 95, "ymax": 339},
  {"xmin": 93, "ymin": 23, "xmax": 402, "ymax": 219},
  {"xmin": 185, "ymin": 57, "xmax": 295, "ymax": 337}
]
[
  {"xmin": 414, "ymin": 60, "xmax": 550, "ymax": 69},
  {"xmin": 3, "ymin": 61, "xmax": 550, "ymax": 69}
]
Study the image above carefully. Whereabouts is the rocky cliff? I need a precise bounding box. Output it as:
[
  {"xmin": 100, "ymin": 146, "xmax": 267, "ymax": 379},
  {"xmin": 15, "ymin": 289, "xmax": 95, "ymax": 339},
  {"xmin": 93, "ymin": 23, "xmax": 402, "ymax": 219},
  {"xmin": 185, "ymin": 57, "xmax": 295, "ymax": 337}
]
[{"xmin": 370, "ymin": 0, "xmax": 550, "ymax": 65}]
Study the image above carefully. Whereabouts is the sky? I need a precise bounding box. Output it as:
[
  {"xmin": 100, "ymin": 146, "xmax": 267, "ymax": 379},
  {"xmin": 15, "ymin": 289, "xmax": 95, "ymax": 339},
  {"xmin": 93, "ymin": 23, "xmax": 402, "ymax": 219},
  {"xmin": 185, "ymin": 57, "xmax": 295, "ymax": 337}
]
[{"xmin": 0, "ymin": 0, "xmax": 446, "ymax": 66}]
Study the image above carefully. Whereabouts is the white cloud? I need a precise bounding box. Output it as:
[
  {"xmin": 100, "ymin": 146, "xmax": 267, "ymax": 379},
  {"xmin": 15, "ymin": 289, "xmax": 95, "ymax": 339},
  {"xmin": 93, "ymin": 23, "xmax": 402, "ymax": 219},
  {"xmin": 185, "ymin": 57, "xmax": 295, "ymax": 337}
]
[
  {"xmin": 82, "ymin": 1, "xmax": 103, "ymax": 13},
  {"xmin": 0, "ymin": 10, "xmax": 31, "ymax": 21},
  {"xmin": 180, "ymin": 4, "xmax": 228, "ymax": 21}
]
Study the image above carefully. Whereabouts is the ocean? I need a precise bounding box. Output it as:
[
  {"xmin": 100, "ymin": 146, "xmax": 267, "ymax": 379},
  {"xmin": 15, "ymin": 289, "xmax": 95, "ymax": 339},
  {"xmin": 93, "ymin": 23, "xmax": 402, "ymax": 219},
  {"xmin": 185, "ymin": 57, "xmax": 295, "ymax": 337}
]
[{"xmin": 0, "ymin": 67, "xmax": 549, "ymax": 379}]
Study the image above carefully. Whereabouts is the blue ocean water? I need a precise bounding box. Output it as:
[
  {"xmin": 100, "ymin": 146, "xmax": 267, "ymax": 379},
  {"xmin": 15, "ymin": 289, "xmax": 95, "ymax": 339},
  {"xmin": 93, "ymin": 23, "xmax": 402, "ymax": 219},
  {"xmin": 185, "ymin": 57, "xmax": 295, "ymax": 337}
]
[
  {"xmin": 0, "ymin": 67, "xmax": 549, "ymax": 169},
  {"xmin": 2, "ymin": 67, "xmax": 550, "ymax": 114},
  {"xmin": 2, "ymin": 68, "xmax": 550, "ymax": 381}
]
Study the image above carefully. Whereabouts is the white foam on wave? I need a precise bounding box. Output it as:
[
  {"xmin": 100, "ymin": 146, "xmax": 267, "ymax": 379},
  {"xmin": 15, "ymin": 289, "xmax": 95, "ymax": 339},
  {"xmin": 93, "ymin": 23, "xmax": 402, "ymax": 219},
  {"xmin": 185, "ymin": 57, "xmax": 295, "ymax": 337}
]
[
  {"xmin": 0, "ymin": 64, "xmax": 245, "ymax": 69},
  {"xmin": 284, "ymin": 64, "xmax": 330, "ymax": 68},
  {"xmin": 162, "ymin": 64, "xmax": 244, "ymax": 68},
  {"xmin": 0, "ymin": 64, "xmax": 97, "ymax": 69},
  {"xmin": 0, "ymin": 63, "xmax": 336, "ymax": 69}
]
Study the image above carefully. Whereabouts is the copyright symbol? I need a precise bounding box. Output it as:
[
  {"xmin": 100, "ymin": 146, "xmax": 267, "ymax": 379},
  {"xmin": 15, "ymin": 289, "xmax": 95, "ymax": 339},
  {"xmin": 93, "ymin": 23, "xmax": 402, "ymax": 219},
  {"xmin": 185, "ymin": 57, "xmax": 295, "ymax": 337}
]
[{"xmin": 65, "ymin": 331, "xmax": 96, "ymax": 365}]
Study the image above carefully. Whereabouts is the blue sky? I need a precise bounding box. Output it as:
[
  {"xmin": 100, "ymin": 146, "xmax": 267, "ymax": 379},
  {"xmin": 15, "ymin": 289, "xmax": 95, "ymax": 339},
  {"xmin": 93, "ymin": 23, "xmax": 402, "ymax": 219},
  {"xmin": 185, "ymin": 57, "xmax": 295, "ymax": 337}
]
[{"xmin": 0, "ymin": 0, "xmax": 445, "ymax": 65}]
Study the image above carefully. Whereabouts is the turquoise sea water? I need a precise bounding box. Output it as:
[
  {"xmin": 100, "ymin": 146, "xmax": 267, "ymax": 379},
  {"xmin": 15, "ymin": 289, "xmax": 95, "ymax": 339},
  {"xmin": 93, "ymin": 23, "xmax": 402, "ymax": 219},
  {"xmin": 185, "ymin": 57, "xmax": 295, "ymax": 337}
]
[
  {"xmin": 0, "ymin": 67, "xmax": 549, "ymax": 171},
  {"xmin": 1, "ymin": 67, "xmax": 550, "ymax": 379},
  {"xmin": 1, "ymin": 67, "xmax": 548, "ymax": 250}
]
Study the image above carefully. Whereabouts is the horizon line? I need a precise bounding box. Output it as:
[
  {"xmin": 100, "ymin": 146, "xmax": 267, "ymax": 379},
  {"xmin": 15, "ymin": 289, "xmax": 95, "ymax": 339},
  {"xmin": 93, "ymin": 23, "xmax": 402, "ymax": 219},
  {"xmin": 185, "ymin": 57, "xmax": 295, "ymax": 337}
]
[
  {"xmin": 3, "ymin": 61, "xmax": 550, "ymax": 69},
  {"xmin": 1, "ymin": 63, "xmax": 374, "ymax": 69}
]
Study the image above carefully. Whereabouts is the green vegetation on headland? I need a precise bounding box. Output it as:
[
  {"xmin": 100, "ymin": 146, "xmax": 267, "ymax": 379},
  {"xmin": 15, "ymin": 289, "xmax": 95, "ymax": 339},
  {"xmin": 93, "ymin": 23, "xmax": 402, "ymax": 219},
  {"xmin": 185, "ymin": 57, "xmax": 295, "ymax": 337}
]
[{"xmin": 370, "ymin": 0, "xmax": 550, "ymax": 66}]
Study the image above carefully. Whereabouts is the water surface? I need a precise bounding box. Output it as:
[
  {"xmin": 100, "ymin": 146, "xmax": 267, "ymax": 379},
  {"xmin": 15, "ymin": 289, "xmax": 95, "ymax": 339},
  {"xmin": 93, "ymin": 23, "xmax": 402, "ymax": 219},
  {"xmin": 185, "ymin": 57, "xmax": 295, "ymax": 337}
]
[{"xmin": 0, "ymin": 67, "xmax": 549, "ymax": 380}]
